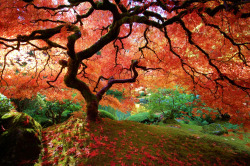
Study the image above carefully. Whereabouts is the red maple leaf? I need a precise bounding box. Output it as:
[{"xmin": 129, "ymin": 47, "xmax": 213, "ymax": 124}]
[
  {"xmin": 88, "ymin": 149, "xmax": 99, "ymax": 158},
  {"xmin": 23, "ymin": 116, "xmax": 29, "ymax": 126},
  {"xmin": 1, "ymin": 125, "xmax": 6, "ymax": 132}
]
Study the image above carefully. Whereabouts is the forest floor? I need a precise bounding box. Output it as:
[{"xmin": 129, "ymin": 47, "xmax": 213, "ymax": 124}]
[{"xmin": 35, "ymin": 114, "xmax": 250, "ymax": 166}]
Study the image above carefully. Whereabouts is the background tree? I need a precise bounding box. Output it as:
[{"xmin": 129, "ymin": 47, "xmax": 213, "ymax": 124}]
[{"xmin": 0, "ymin": 0, "xmax": 249, "ymax": 126}]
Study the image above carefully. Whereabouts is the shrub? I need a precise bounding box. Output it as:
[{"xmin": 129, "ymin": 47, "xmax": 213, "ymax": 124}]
[
  {"xmin": 15, "ymin": 94, "xmax": 82, "ymax": 127},
  {"xmin": 201, "ymin": 123, "xmax": 228, "ymax": 135},
  {"xmin": 99, "ymin": 105, "xmax": 131, "ymax": 120},
  {"xmin": 116, "ymin": 110, "xmax": 131, "ymax": 120},
  {"xmin": 0, "ymin": 93, "xmax": 14, "ymax": 114},
  {"xmin": 98, "ymin": 109, "xmax": 117, "ymax": 120},
  {"xmin": 217, "ymin": 122, "xmax": 239, "ymax": 133},
  {"xmin": 44, "ymin": 99, "xmax": 82, "ymax": 124},
  {"xmin": 127, "ymin": 112, "xmax": 159, "ymax": 124},
  {"xmin": 145, "ymin": 87, "xmax": 199, "ymax": 120}
]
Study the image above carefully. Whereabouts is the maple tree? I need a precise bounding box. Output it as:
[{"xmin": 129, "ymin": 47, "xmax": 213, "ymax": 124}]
[{"xmin": 0, "ymin": 0, "xmax": 249, "ymax": 124}]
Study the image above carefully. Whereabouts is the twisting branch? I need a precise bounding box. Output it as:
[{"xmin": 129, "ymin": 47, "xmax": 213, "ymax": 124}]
[
  {"xmin": 96, "ymin": 60, "xmax": 162, "ymax": 101},
  {"xmin": 29, "ymin": 3, "xmax": 76, "ymax": 11},
  {"xmin": 118, "ymin": 23, "xmax": 133, "ymax": 40},
  {"xmin": 46, "ymin": 60, "xmax": 68, "ymax": 88},
  {"xmin": 139, "ymin": 27, "xmax": 162, "ymax": 62},
  {"xmin": 94, "ymin": 76, "xmax": 109, "ymax": 93},
  {"xmin": 73, "ymin": 7, "xmax": 95, "ymax": 25},
  {"xmin": 96, "ymin": 60, "xmax": 139, "ymax": 101},
  {"xmin": 31, "ymin": 19, "xmax": 66, "ymax": 24},
  {"xmin": 78, "ymin": 62, "xmax": 88, "ymax": 76},
  {"xmin": 115, "ymin": 0, "xmax": 128, "ymax": 13}
]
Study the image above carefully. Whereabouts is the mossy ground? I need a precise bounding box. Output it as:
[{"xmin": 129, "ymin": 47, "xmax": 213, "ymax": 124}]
[{"xmin": 35, "ymin": 114, "xmax": 250, "ymax": 166}]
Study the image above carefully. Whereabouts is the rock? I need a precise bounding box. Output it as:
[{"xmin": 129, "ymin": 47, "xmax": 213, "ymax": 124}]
[
  {"xmin": 0, "ymin": 110, "xmax": 42, "ymax": 165},
  {"xmin": 201, "ymin": 123, "xmax": 228, "ymax": 135}
]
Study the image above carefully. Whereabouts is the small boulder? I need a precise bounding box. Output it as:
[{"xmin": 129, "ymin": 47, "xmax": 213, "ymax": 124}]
[
  {"xmin": 202, "ymin": 123, "xmax": 228, "ymax": 135},
  {"xmin": 0, "ymin": 110, "xmax": 42, "ymax": 165}
]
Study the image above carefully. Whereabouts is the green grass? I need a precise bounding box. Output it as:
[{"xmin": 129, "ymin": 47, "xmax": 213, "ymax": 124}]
[{"xmin": 35, "ymin": 115, "xmax": 250, "ymax": 166}]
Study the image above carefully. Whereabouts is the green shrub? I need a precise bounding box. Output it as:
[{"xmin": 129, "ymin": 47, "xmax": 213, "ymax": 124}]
[
  {"xmin": 106, "ymin": 90, "xmax": 123, "ymax": 101},
  {"xmin": 99, "ymin": 105, "xmax": 117, "ymax": 118},
  {"xmin": 144, "ymin": 87, "xmax": 223, "ymax": 126},
  {"xmin": 16, "ymin": 94, "xmax": 82, "ymax": 127},
  {"xmin": 215, "ymin": 122, "xmax": 239, "ymax": 133},
  {"xmin": 99, "ymin": 105, "xmax": 131, "ymax": 121},
  {"xmin": 127, "ymin": 112, "xmax": 149, "ymax": 122},
  {"xmin": 127, "ymin": 112, "xmax": 159, "ymax": 124},
  {"xmin": 201, "ymin": 123, "xmax": 228, "ymax": 135},
  {"xmin": 0, "ymin": 93, "xmax": 14, "ymax": 115},
  {"xmin": 145, "ymin": 87, "xmax": 199, "ymax": 121},
  {"xmin": 98, "ymin": 110, "xmax": 117, "ymax": 120},
  {"xmin": 43, "ymin": 99, "xmax": 82, "ymax": 124},
  {"xmin": 116, "ymin": 110, "xmax": 131, "ymax": 120}
]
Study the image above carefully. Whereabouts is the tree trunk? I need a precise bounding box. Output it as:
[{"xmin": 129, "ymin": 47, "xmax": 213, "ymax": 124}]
[
  {"xmin": 64, "ymin": 58, "xmax": 101, "ymax": 121},
  {"xmin": 86, "ymin": 99, "xmax": 99, "ymax": 121}
]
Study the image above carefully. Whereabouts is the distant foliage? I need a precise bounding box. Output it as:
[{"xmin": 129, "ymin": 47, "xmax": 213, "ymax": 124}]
[
  {"xmin": 106, "ymin": 90, "xmax": 123, "ymax": 101},
  {"xmin": 43, "ymin": 99, "xmax": 82, "ymax": 125}
]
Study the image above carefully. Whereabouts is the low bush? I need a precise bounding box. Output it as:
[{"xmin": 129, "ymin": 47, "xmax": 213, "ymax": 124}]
[
  {"xmin": 98, "ymin": 109, "xmax": 117, "ymax": 120},
  {"xmin": 14, "ymin": 94, "xmax": 82, "ymax": 127},
  {"xmin": 0, "ymin": 93, "xmax": 14, "ymax": 114},
  {"xmin": 201, "ymin": 123, "xmax": 228, "ymax": 135},
  {"xmin": 127, "ymin": 112, "xmax": 159, "ymax": 124},
  {"xmin": 140, "ymin": 87, "xmax": 227, "ymax": 126},
  {"xmin": 99, "ymin": 105, "xmax": 131, "ymax": 120}
]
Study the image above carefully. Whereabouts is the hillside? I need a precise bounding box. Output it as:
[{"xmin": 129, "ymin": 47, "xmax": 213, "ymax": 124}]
[{"xmin": 36, "ymin": 115, "xmax": 250, "ymax": 166}]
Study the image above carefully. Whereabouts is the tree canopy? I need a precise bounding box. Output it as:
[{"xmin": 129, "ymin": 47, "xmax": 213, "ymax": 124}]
[{"xmin": 0, "ymin": 0, "xmax": 249, "ymax": 126}]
